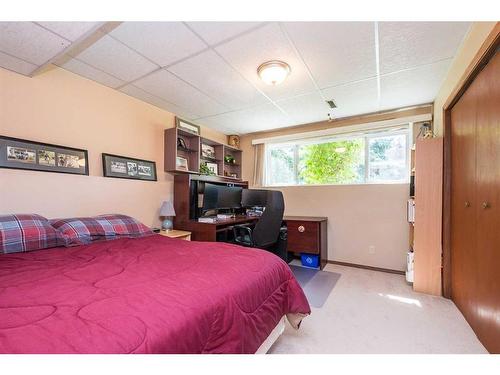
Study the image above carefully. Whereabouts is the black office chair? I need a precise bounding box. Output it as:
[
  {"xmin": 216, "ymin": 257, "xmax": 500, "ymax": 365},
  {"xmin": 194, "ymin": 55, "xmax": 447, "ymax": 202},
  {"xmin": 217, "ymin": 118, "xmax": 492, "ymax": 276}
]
[{"xmin": 233, "ymin": 190, "xmax": 284, "ymax": 249}]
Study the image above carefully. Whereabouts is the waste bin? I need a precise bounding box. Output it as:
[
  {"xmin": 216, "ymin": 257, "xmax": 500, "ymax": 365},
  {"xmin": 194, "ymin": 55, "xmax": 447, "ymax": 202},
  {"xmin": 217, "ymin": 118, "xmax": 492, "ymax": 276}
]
[{"xmin": 273, "ymin": 226, "xmax": 290, "ymax": 262}]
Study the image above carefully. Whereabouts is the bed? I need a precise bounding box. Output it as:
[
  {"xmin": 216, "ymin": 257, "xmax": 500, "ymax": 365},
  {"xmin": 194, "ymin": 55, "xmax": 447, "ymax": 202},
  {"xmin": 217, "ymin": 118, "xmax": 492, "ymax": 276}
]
[{"xmin": 0, "ymin": 234, "xmax": 310, "ymax": 353}]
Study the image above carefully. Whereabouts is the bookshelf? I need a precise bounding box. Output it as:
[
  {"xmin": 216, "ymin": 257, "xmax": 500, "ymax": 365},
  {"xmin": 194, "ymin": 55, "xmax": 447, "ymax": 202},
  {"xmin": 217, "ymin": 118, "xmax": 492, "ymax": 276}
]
[
  {"xmin": 164, "ymin": 125, "xmax": 242, "ymax": 181},
  {"xmin": 407, "ymin": 121, "xmax": 443, "ymax": 296}
]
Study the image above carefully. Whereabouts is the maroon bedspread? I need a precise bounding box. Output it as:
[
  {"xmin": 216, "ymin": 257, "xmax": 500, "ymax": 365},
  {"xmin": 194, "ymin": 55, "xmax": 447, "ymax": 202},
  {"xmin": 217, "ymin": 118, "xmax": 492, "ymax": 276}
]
[{"xmin": 0, "ymin": 235, "xmax": 310, "ymax": 353}]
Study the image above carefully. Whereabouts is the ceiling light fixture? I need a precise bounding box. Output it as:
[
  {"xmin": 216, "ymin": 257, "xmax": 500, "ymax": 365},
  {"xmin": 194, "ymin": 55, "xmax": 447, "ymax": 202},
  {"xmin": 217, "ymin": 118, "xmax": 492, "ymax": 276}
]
[{"xmin": 257, "ymin": 60, "xmax": 291, "ymax": 85}]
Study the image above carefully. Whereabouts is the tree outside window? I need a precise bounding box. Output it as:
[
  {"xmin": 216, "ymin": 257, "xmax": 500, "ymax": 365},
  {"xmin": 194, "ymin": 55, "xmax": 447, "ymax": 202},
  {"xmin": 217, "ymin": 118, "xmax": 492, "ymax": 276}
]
[{"xmin": 266, "ymin": 127, "xmax": 409, "ymax": 186}]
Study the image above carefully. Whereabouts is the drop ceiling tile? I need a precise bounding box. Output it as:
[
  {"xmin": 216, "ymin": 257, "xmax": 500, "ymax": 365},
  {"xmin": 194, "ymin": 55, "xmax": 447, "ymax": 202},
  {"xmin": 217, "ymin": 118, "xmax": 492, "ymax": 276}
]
[
  {"xmin": 197, "ymin": 104, "xmax": 291, "ymax": 134},
  {"xmin": 168, "ymin": 49, "xmax": 267, "ymax": 111},
  {"xmin": 283, "ymin": 22, "xmax": 376, "ymax": 88},
  {"xmin": 215, "ymin": 22, "xmax": 316, "ymax": 101},
  {"xmin": 73, "ymin": 34, "xmax": 158, "ymax": 82},
  {"xmin": 59, "ymin": 58, "xmax": 125, "ymax": 88},
  {"xmin": 380, "ymin": 59, "xmax": 451, "ymax": 110},
  {"xmin": 110, "ymin": 22, "xmax": 207, "ymax": 67},
  {"xmin": 36, "ymin": 22, "xmax": 99, "ymax": 42},
  {"xmin": 119, "ymin": 84, "xmax": 198, "ymax": 119},
  {"xmin": 276, "ymin": 91, "xmax": 330, "ymax": 125},
  {"xmin": 321, "ymin": 78, "xmax": 379, "ymax": 119},
  {"xmin": 0, "ymin": 22, "xmax": 70, "ymax": 65},
  {"xmin": 379, "ymin": 22, "xmax": 470, "ymax": 74},
  {"xmin": 133, "ymin": 69, "xmax": 228, "ymax": 118},
  {"xmin": 186, "ymin": 22, "xmax": 264, "ymax": 46},
  {"xmin": 0, "ymin": 51, "xmax": 37, "ymax": 76}
]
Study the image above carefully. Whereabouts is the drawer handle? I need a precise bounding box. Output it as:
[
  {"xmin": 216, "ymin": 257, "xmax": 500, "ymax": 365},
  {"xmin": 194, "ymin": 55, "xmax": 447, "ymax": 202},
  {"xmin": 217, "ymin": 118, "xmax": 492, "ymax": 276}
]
[
  {"xmin": 298, "ymin": 225, "xmax": 305, "ymax": 233},
  {"xmin": 482, "ymin": 202, "xmax": 490, "ymax": 209}
]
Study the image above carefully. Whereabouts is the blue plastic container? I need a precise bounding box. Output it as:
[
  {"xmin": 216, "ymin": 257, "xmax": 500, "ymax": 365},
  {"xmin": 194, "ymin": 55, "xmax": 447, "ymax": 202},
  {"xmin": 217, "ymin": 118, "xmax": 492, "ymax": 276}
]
[{"xmin": 300, "ymin": 253, "xmax": 319, "ymax": 268}]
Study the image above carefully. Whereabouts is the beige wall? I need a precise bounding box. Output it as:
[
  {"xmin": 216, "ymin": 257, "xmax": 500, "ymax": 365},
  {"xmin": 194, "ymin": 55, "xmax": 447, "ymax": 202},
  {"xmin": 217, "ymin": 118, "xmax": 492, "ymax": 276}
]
[
  {"xmin": 433, "ymin": 22, "xmax": 497, "ymax": 136},
  {"xmin": 240, "ymin": 107, "xmax": 431, "ymax": 271},
  {"xmin": 0, "ymin": 67, "xmax": 226, "ymax": 227},
  {"xmin": 272, "ymin": 184, "xmax": 410, "ymax": 271}
]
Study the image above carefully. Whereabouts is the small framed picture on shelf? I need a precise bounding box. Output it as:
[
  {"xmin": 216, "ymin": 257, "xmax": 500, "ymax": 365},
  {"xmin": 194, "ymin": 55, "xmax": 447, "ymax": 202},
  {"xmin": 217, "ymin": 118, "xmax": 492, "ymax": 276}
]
[
  {"xmin": 176, "ymin": 156, "xmax": 189, "ymax": 171},
  {"xmin": 201, "ymin": 143, "xmax": 216, "ymax": 159},
  {"xmin": 205, "ymin": 162, "xmax": 218, "ymax": 175},
  {"xmin": 175, "ymin": 117, "xmax": 200, "ymax": 136}
]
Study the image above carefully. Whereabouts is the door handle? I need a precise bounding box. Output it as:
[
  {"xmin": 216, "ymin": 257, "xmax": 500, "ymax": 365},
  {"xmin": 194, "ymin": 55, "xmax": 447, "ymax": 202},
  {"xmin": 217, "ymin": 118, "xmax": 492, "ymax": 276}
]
[
  {"xmin": 298, "ymin": 225, "xmax": 305, "ymax": 233},
  {"xmin": 482, "ymin": 202, "xmax": 491, "ymax": 209}
]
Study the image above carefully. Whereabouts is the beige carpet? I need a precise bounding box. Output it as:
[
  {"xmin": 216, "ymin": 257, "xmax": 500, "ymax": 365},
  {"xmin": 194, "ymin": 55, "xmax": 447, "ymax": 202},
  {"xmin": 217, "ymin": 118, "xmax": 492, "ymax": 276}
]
[{"xmin": 271, "ymin": 264, "xmax": 487, "ymax": 353}]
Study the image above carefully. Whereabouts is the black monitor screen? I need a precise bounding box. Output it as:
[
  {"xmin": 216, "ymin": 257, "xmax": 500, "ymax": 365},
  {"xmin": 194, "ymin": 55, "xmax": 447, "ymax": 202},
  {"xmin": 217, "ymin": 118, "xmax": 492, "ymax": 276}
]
[
  {"xmin": 217, "ymin": 185, "xmax": 242, "ymax": 209},
  {"xmin": 202, "ymin": 183, "xmax": 242, "ymax": 211},
  {"xmin": 241, "ymin": 189, "xmax": 267, "ymax": 207},
  {"xmin": 202, "ymin": 183, "xmax": 219, "ymax": 211}
]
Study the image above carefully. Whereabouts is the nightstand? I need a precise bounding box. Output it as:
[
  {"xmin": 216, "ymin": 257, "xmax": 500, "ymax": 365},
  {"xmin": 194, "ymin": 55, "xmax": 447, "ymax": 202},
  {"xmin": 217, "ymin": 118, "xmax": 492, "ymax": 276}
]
[{"xmin": 159, "ymin": 229, "xmax": 191, "ymax": 241}]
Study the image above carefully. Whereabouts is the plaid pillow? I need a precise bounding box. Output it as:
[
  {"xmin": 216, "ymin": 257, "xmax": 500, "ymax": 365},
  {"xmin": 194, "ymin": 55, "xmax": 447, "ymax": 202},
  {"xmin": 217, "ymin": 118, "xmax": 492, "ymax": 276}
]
[
  {"xmin": 50, "ymin": 217, "xmax": 116, "ymax": 246},
  {"xmin": 0, "ymin": 214, "xmax": 59, "ymax": 254},
  {"xmin": 96, "ymin": 214, "xmax": 153, "ymax": 237},
  {"xmin": 50, "ymin": 215, "xmax": 153, "ymax": 247}
]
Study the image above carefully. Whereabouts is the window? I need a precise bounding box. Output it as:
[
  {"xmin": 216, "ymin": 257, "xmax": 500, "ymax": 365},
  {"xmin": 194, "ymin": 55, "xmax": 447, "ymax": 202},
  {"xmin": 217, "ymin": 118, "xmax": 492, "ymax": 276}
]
[{"xmin": 265, "ymin": 125, "xmax": 410, "ymax": 186}]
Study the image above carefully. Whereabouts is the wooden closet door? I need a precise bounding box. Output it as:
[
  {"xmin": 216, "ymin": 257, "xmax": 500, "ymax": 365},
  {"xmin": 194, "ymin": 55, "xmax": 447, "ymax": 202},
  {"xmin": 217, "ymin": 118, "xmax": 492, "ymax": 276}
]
[
  {"xmin": 474, "ymin": 51, "xmax": 500, "ymax": 353},
  {"xmin": 450, "ymin": 80, "xmax": 477, "ymax": 330}
]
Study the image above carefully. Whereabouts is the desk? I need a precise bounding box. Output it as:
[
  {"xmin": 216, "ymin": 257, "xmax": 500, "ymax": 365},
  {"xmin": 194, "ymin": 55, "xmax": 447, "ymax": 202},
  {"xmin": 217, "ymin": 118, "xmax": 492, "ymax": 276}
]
[
  {"xmin": 177, "ymin": 215, "xmax": 328, "ymax": 270},
  {"xmin": 178, "ymin": 215, "xmax": 258, "ymax": 242}
]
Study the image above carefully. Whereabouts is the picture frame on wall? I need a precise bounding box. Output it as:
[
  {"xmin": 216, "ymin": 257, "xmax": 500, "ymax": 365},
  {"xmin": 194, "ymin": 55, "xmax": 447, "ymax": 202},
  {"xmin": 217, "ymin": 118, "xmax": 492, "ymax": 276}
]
[
  {"xmin": 0, "ymin": 135, "xmax": 89, "ymax": 175},
  {"xmin": 102, "ymin": 153, "xmax": 157, "ymax": 181},
  {"xmin": 175, "ymin": 117, "xmax": 200, "ymax": 136}
]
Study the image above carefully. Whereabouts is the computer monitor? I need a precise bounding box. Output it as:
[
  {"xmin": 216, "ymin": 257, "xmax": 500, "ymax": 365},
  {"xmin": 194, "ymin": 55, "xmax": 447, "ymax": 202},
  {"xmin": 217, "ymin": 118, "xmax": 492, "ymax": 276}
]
[
  {"xmin": 241, "ymin": 189, "xmax": 268, "ymax": 207},
  {"xmin": 202, "ymin": 183, "xmax": 219, "ymax": 211},
  {"xmin": 202, "ymin": 183, "xmax": 242, "ymax": 211},
  {"xmin": 217, "ymin": 185, "xmax": 242, "ymax": 210}
]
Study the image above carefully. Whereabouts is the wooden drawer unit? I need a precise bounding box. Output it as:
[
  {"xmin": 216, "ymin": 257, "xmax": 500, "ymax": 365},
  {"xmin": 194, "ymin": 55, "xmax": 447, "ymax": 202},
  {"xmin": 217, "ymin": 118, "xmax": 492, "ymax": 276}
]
[
  {"xmin": 284, "ymin": 216, "xmax": 328, "ymax": 269},
  {"xmin": 286, "ymin": 220, "xmax": 320, "ymax": 254}
]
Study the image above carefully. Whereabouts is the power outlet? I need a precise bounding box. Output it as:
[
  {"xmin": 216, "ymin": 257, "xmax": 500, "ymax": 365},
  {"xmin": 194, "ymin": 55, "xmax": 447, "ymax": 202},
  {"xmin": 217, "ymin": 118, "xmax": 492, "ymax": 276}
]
[{"xmin": 368, "ymin": 245, "xmax": 376, "ymax": 254}]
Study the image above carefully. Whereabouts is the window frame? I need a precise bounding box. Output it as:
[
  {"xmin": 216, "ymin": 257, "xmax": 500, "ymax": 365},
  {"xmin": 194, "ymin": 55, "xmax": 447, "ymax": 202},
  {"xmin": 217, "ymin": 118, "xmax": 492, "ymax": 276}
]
[{"xmin": 264, "ymin": 124, "xmax": 411, "ymax": 187}]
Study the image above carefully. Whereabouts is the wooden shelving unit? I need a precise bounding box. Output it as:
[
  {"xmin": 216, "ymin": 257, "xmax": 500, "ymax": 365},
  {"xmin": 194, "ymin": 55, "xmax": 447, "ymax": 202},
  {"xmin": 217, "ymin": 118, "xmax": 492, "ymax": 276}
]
[
  {"xmin": 164, "ymin": 127, "xmax": 200, "ymax": 174},
  {"xmin": 413, "ymin": 136, "xmax": 443, "ymax": 296},
  {"xmin": 222, "ymin": 144, "xmax": 242, "ymax": 180},
  {"xmin": 164, "ymin": 126, "xmax": 242, "ymax": 180},
  {"xmin": 407, "ymin": 121, "xmax": 443, "ymax": 296}
]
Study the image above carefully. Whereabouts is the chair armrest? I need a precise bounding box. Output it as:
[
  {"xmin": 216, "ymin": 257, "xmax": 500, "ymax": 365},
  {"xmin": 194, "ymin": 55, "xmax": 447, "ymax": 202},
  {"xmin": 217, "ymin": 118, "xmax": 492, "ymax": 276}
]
[{"xmin": 233, "ymin": 224, "xmax": 254, "ymax": 246}]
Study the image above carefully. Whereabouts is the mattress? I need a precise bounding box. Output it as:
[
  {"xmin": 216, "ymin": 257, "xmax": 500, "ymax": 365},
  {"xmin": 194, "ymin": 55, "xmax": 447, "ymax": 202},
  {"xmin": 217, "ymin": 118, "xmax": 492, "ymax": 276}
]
[{"xmin": 0, "ymin": 235, "xmax": 310, "ymax": 353}]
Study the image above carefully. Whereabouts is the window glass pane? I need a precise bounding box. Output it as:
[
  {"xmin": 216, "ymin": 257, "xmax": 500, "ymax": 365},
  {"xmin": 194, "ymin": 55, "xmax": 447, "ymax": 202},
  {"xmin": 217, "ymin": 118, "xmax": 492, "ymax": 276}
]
[
  {"xmin": 268, "ymin": 144, "xmax": 295, "ymax": 185},
  {"xmin": 297, "ymin": 138, "xmax": 365, "ymax": 185},
  {"xmin": 368, "ymin": 134, "xmax": 407, "ymax": 182}
]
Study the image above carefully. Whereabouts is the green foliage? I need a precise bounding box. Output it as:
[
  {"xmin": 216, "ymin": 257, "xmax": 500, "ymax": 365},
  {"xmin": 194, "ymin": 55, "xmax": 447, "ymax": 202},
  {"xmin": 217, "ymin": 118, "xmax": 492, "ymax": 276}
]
[
  {"xmin": 200, "ymin": 162, "xmax": 215, "ymax": 175},
  {"xmin": 369, "ymin": 138, "xmax": 392, "ymax": 162},
  {"xmin": 270, "ymin": 148, "xmax": 293, "ymax": 169},
  {"xmin": 298, "ymin": 140, "xmax": 364, "ymax": 184}
]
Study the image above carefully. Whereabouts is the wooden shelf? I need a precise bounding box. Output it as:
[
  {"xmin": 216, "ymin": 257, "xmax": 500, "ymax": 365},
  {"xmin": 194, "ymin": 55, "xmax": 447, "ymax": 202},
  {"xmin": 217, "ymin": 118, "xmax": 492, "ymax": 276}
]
[
  {"xmin": 178, "ymin": 146, "xmax": 198, "ymax": 153},
  {"xmin": 200, "ymin": 156, "xmax": 221, "ymax": 163},
  {"xmin": 164, "ymin": 119, "xmax": 243, "ymax": 180}
]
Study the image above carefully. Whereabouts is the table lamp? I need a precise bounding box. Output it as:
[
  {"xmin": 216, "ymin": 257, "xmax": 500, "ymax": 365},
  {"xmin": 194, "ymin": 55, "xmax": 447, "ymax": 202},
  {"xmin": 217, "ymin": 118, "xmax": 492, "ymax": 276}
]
[{"xmin": 160, "ymin": 201, "xmax": 175, "ymax": 231}]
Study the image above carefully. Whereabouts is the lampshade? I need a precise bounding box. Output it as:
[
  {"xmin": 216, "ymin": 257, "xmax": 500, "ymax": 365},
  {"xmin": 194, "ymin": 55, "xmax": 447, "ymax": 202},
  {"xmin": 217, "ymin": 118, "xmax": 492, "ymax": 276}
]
[
  {"xmin": 257, "ymin": 60, "xmax": 291, "ymax": 85},
  {"xmin": 160, "ymin": 201, "xmax": 175, "ymax": 216}
]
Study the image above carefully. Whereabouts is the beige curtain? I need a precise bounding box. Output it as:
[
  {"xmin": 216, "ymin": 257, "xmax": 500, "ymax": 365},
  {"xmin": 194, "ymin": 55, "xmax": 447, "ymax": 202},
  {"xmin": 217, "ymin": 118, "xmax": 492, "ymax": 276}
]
[{"xmin": 252, "ymin": 143, "xmax": 266, "ymax": 187}]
